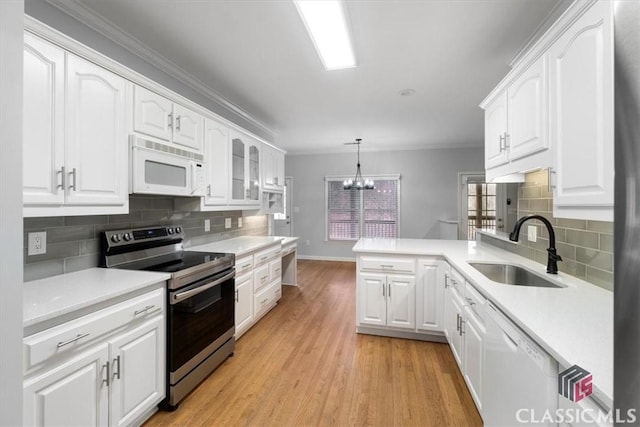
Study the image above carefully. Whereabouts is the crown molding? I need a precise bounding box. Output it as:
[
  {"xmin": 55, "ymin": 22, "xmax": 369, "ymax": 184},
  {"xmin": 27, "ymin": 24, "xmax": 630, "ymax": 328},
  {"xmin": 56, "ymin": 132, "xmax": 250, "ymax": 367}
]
[{"xmin": 44, "ymin": 0, "xmax": 274, "ymax": 138}]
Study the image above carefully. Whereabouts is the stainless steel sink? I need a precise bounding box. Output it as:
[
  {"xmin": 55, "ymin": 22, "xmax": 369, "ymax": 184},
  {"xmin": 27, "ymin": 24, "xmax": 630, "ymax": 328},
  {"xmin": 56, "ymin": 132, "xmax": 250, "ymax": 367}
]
[{"xmin": 467, "ymin": 262, "xmax": 564, "ymax": 288}]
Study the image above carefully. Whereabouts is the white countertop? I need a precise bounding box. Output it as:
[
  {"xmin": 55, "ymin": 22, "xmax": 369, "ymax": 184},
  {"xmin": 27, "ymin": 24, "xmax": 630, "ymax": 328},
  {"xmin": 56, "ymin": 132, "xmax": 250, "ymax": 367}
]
[
  {"xmin": 189, "ymin": 236, "xmax": 298, "ymax": 257},
  {"xmin": 23, "ymin": 268, "xmax": 170, "ymax": 330},
  {"xmin": 352, "ymin": 238, "xmax": 613, "ymax": 408}
]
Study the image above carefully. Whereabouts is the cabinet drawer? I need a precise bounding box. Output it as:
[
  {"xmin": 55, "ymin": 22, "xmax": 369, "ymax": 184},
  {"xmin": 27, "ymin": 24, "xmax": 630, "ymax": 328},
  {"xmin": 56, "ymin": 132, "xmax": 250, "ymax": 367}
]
[
  {"xmin": 281, "ymin": 242, "xmax": 296, "ymax": 256},
  {"xmin": 254, "ymin": 283, "xmax": 277, "ymax": 319},
  {"xmin": 446, "ymin": 268, "xmax": 465, "ymax": 290},
  {"xmin": 254, "ymin": 245, "xmax": 281, "ymax": 266},
  {"xmin": 360, "ymin": 256, "xmax": 416, "ymax": 274},
  {"xmin": 464, "ymin": 282, "xmax": 486, "ymax": 321},
  {"xmin": 269, "ymin": 258, "xmax": 282, "ymax": 281},
  {"xmin": 24, "ymin": 288, "xmax": 164, "ymax": 370},
  {"xmin": 235, "ymin": 255, "xmax": 254, "ymax": 276},
  {"xmin": 253, "ymin": 264, "xmax": 270, "ymax": 292}
]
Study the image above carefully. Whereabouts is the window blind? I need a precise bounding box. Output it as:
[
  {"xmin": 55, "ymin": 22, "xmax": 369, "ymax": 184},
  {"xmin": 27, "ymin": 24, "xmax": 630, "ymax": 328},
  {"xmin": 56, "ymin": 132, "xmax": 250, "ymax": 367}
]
[{"xmin": 326, "ymin": 176, "xmax": 399, "ymax": 241}]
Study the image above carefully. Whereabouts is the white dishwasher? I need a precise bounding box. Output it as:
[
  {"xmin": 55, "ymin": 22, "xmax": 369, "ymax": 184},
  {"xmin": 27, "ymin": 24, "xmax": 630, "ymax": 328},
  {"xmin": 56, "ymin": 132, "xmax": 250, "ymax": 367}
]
[{"xmin": 483, "ymin": 303, "xmax": 558, "ymax": 426}]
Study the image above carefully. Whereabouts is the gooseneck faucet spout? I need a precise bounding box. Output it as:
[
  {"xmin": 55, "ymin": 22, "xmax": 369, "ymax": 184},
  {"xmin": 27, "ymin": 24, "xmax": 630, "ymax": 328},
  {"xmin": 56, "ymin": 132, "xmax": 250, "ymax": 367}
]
[{"xmin": 509, "ymin": 215, "xmax": 563, "ymax": 274}]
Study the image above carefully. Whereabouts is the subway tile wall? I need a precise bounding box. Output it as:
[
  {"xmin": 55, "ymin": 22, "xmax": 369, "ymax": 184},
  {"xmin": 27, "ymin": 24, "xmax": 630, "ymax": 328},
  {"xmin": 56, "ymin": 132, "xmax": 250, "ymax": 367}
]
[
  {"xmin": 479, "ymin": 169, "xmax": 613, "ymax": 291},
  {"xmin": 24, "ymin": 195, "xmax": 268, "ymax": 282}
]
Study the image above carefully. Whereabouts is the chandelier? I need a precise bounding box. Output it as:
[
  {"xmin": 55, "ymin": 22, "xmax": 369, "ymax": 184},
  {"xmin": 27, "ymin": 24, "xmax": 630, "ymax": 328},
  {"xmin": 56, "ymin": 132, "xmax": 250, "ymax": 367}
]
[{"xmin": 343, "ymin": 138, "xmax": 374, "ymax": 190}]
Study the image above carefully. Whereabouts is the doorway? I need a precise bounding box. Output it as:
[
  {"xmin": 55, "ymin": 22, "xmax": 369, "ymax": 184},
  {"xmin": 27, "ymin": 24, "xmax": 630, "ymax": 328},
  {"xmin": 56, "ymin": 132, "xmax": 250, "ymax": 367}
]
[{"xmin": 274, "ymin": 176, "xmax": 292, "ymax": 236}]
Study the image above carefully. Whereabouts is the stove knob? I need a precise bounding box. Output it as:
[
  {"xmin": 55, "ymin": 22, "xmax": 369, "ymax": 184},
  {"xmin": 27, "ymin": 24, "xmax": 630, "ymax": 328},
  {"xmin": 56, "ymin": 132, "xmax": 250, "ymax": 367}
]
[
  {"xmin": 123, "ymin": 233, "xmax": 132, "ymax": 241},
  {"xmin": 167, "ymin": 228, "xmax": 174, "ymax": 235},
  {"xmin": 176, "ymin": 227, "xmax": 182, "ymax": 234},
  {"xmin": 110, "ymin": 234, "xmax": 121, "ymax": 243}
]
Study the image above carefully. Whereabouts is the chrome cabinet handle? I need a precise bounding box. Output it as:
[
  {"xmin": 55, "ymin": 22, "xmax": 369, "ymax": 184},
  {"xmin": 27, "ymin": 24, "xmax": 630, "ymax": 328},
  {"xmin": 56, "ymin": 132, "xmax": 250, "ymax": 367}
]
[
  {"xmin": 459, "ymin": 319, "xmax": 465, "ymax": 336},
  {"xmin": 379, "ymin": 264, "xmax": 393, "ymax": 268},
  {"xmin": 168, "ymin": 112, "xmax": 173, "ymax": 129},
  {"xmin": 456, "ymin": 314, "xmax": 461, "ymax": 332},
  {"xmin": 504, "ymin": 133, "xmax": 510, "ymax": 149},
  {"xmin": 113, "ymin": 355, "xmax": 121, "ymax": 381},
  {"xmin": 134, "ymin": 305, "xmax": 156, "ymax": 316},
  {"xmin": 57, "ymin": 332, "xmax": 90, "ymax": 348},
  {"xmin": 102, "ymin": 360, "xmax": 110, "ymax": 387},
  {"xmin": 235, "ymin": 289, "xmax": 239, "ymax": 302},
  {"xmin": 465, "ymin": 297, "xmax": 476, "ymax": 307},
  {"xmin": 176, "ymin": 115, "xmax": 181, "ymax": 132},
  {"xmin": 68, "ymin": 168, "xmax": 77, "ymax": 191},
  {"xmin": 388, "ymin": 283, "xmax": 391, "ymax": 298},
  {"xmin": 548, "ymin": 168, "xmax": 556, "ymax": 192},
  {"xmin": 444, "ymin": 274, "xmax": 449, "ymax": 288},
  {"xmin": 241, "ymin": 263, "xmax": 251, "ymax": 269},
  {"xmin": 499, "ymin": 134, "xmax": 505, "ymax": 152},
  {"xmin": 382, "ymin": 282, "xmax": 386, "ymax": 297},
  {"xmin": 57, "ymin": 166, "xmax": 66, "ymax": 191}
]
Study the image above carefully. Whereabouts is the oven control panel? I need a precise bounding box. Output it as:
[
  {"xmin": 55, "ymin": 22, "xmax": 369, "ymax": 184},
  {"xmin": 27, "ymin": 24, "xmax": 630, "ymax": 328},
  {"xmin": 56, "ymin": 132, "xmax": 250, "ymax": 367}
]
[{"xmin": 104, "ymin": 225, "xmax": 184, "ymax": 248}]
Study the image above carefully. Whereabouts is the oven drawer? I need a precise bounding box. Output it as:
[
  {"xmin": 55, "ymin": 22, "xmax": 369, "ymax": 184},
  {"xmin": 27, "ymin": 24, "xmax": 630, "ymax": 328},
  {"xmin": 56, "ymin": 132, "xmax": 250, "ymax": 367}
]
[
  {"xmin": 254, "ymin": 245, "xmax": 281, "ymax": 266},
  {"xmin": 235, "ymin": 255, "xmax": 254, "ymax": 276},
  {"xmin": 253, "ymin": 264, "xmax": 270, "ymax": 292},
  {"xmin": 254, "ymin": 282, "xmax": 278, "ymax": 319},
  {"xmin": 24, "ymin": 288, "xmax": 164, "ymax": 370}
]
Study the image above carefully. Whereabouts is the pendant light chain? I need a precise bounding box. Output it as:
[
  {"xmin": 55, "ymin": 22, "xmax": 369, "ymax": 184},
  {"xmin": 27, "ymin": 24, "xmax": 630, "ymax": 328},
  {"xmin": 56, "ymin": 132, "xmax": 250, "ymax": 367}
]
[{"xmin": 343, "ymin": 139, "xmax": 375, "ymax": 190}]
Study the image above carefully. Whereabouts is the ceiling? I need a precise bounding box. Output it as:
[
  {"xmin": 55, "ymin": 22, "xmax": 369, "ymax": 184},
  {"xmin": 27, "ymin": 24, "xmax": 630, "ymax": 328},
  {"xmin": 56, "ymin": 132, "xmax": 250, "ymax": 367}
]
[{"xmin": 51, "ymin": 0, "xmax": 567, "ymax": 154}]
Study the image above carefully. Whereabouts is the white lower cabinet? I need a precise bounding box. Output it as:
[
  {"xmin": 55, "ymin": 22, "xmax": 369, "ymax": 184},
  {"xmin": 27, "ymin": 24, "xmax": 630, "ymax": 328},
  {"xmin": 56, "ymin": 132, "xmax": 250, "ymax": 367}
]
[
  {"xmin": 444, "ymin": 281, "xmax": 465, "ymax": 367},
  {"xmin": 358, "ymin": 272, "xmax": 416, "ymax": 329},
  {"xmin": 24, "ymin": 343, "xmax": 110, "ymax": 427},
  {"xmin": 416, "ymin": 259, "xmax": 445, "ymax": 332},
  {"xmin": 23, "ymin": 286, "xmax": 166, "ymax": 427},
  {"xmin": 234, "ymin": 243, "xmax": 282, "ymax": 340},
  {"xmin": 462, "ymin": 307, "xmax": 484, "ymax": 412},
  {"xmin": 235, "ymin": 272, "xmax": 254, "ymax": 339}
]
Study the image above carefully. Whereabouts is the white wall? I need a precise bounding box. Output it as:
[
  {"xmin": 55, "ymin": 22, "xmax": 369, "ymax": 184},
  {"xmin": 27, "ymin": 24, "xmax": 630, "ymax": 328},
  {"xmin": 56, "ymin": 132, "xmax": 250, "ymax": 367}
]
[
  {"xmin": 286, "ymin": 147, "xmax": 484, "ymax": 260},
  {"xmin": 0, "ymin": 1, "xmax": 24, "ymax": 424}
]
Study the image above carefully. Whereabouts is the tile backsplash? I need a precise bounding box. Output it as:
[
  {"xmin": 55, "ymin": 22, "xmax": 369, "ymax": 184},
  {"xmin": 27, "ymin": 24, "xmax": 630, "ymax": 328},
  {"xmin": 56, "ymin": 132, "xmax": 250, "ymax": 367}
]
[
  {"xmin": 24, "ymin": 195, "xmax": 268, "ymax": 282},
  {"xmin": 479, "ymin": 169, "xmax": 613, "ymax": 291}
]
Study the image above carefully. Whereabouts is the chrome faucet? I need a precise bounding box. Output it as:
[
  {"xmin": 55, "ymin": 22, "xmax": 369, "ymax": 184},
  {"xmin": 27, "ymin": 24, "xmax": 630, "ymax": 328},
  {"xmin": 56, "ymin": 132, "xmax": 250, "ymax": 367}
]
[{"xmin": 509, "ymin": 215, "xmax": 563, "ymax": 274}]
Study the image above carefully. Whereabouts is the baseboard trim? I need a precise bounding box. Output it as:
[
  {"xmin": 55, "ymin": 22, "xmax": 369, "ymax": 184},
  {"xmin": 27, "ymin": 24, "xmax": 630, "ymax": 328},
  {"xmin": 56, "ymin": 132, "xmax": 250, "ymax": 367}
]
[
  {"xmin": 297, "ymin": 255, "xmax": 356, "ymax": 262},
  {"xmin": 356, "ymin": 326, "xmax": 447, "ymax": 343}
]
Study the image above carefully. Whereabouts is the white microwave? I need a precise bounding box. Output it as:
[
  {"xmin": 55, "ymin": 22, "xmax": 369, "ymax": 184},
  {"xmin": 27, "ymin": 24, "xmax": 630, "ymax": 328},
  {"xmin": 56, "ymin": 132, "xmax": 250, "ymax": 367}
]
[{"xmin": 130, "ymin": 135, "xmax": 206, "ymax": 196}]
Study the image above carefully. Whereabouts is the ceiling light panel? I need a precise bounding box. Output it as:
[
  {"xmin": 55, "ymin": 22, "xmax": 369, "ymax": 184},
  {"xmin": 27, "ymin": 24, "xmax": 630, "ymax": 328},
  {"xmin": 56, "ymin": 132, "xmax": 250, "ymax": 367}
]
[{"xmin": 294, "ymin": 0, "xmax": 356, "ymax": 70}]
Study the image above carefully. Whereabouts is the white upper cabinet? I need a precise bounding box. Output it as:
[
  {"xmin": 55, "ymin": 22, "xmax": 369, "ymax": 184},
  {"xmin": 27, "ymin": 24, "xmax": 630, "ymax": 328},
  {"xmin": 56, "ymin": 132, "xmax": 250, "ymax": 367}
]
[
  {"xmin": 203, "ymin": 118, "xmax": 230, "ymax": 206},
  {"xmin": 23, "ymin": 33, "xmax": 128, "ymax": 217},
  {"xmin": 484, "ymin": 92, "xmax": 509, "ymax": 169},
  {"xmin": 65, "ymin": 54, "xmax": 128, "ymax": 207},
  {"xmin": 508, "ymin": 54, "xmax": 548, "ymax": 161},
  {"xmin": 482, "ymin": 53, "xmax": 549, "ymax": 174},
  {"xmin": 262, "ymin": 145, "xmax": 285, "ymax": 192},
  {"xmin": 549, "ymin": 0, "xmax": 614, "ymax": 221},
  {"xmin": 133, "ymin": 85, "xmax": 204, "ymax": 153},
  {"xmin": 230, "ymin": 129, "xmax": 261, "ymax": 206},
  {"xmin": 23, "ymin": 32, "xmax": 65, "ymax": 206}
]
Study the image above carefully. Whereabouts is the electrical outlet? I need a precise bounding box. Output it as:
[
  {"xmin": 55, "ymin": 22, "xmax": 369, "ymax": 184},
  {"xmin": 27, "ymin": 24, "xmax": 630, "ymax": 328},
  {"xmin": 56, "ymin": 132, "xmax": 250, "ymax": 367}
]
[
  {"xmin": 225, "ymin": 218, "xmax": 232, "ymax": 229},
  {"xmin": 28, "ymin": 232, "xmax": 47, "ymax": 256},
  {"xmin": 527, "ymin": 225, "xmax": 537, "ymax": 242},
  {"xmin": 204, "ymin": 219, "xmax": 210, "ymax": 232},
  {"xmin": 238, "ymin": 217, "xmax": 243, "ymax": 228}
]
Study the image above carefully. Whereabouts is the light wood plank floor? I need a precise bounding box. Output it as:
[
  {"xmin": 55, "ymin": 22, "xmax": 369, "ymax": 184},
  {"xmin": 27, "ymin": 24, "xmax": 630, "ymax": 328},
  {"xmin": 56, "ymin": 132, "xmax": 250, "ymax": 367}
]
[{"xmin": 145, "ymin": 260, "xmax": 482, "ymax": 427}]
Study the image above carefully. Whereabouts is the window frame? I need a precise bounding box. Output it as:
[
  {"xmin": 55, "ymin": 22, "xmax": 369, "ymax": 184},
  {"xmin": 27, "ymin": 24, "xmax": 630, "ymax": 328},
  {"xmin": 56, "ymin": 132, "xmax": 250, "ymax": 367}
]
[{"xmin": 324, "ymin": 174, "xmax": 401, "ymax": 242}]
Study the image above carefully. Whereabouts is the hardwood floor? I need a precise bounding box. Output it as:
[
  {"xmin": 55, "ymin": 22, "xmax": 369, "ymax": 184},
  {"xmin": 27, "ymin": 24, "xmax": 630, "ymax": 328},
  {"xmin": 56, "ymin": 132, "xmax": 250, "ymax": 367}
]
[{"xmin": 145, "ymin": 260, "xmax": 482, "ymax": 427}]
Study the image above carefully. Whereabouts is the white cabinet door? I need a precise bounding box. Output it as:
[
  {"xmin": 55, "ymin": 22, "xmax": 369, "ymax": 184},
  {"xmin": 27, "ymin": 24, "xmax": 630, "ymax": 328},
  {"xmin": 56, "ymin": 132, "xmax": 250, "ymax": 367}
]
[
  {"xmin": 23, "ymin": 32, "xmax": 65, "ymax": 206},
  {"xmin": 247, "ymin": 139, "xmax": 261, "ymax": 204},
  {"xmin": 230, "ymin": 130, "xmax": 247, "ymax": 204},
  {"xmin": 275, "ymin": 150, "xmax": 285, "ymax": 189},
  {"xmin": 65, "ymin": 54, "xmax": 127, "ymax": 206},
  {"xmin": 358, "ymin": 273, "xmax": 387, "ymax": 327},
  {"xmin": 203, "ymin": 118, "xmax": 229, "ymax": 205},
  {"xmin": 108, "ymin": 317, "xmax": 165, "ymax": 427},
  {"xmin": 172, "ymin": 103, "xmax": 203, "ymax": 152},
  {"xmin": 387, "ymin": 274, "xmax": 416, "ymax": 329},
  {"xmin": 462, "ymin": 308, "xmax": 484, "ymax": 412},
  {"xmin": 235, "ymin": 273, "xmax": 254, "ymax": 339},
  {"xmin": 484, "ymin": 92, "xmax": 509, "ymax": 169},
  {"xmin": 24, "ymin": 343, "xmax": 109, "ymax": 427},
  {"xmin": 133, "ymin": 85, "xmax": 173, "ymax": 142},
  {"xmin": 416, "ymin": 261, "xmax": 444, "ymax": 332},
  {"xmin": 229, "ymin": 130, "xmax": 261, "ymax": 205},
  {"xmin": 262, "ymin": 146, "xmax": 276, "ymax": 190},
  {"xmin": 550, "ymin": 1, "xmax": 614, "ymax": 220},
  {"xmin": 446, "ymin": 286, "xmax": 464, "ymax": 368},
  {"xmin": 508, "ymin": 53, "xmax": 548, "ymax": 161}
]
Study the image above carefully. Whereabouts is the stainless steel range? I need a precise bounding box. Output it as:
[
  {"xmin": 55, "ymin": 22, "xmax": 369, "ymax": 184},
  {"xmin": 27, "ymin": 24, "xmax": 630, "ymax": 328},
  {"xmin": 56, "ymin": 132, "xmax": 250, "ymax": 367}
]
[{"xmin": 101, "ymin": 225, "xmax": 235, "ymax": 409}]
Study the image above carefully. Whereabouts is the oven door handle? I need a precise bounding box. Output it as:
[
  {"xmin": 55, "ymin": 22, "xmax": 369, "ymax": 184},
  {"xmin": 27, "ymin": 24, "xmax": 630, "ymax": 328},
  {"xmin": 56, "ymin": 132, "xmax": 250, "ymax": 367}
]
[{"xmin": 171, "ymin": 270, "xmax": 235, "ymax": 304}]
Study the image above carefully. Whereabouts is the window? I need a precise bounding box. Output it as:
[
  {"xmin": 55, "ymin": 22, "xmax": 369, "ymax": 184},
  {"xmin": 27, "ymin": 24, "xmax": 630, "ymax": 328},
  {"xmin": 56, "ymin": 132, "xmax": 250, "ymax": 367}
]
[{"xmin": 326, "ymin": 175, "xmax": 400, "ymax": 241}]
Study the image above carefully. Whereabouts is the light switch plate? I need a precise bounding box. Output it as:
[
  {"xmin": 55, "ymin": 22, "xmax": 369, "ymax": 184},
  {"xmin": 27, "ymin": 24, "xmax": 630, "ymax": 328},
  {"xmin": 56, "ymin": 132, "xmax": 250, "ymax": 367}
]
[
  {"xmin": 225, "ymin": 218, "xmax": 231, "ymax": 229},
  {"xmin": 238, "ymin": 217, "xmax": 243, "ymax": 228},
  {"xmin": 204, "ymin": 219, "xmax": 210, "ymax": 232},
  {"xmin": 28, "ymin": 232, "xmax": 47, "ymax": 256},
  {"xmin": 527, "ymin": 225, "xmax": 537, "ymax": 242}
]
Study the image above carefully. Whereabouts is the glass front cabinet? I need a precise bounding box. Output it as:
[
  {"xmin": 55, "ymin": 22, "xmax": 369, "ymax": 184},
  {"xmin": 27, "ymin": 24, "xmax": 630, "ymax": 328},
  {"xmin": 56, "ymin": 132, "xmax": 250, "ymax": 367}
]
[{"xmin": 230, "ymin": 129, "xmax": 261, "ymax": 206}]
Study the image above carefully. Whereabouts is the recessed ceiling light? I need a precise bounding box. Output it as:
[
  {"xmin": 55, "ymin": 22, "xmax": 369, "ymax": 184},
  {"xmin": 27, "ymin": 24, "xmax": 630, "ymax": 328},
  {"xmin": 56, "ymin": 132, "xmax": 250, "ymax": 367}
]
[
  {"xmin": 294, "ymin": 0, "xmax": 356, "ymax": 70},
  {"xmin": 399, "ymin": 89, "xmax": 416, "ymax": 97}
]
